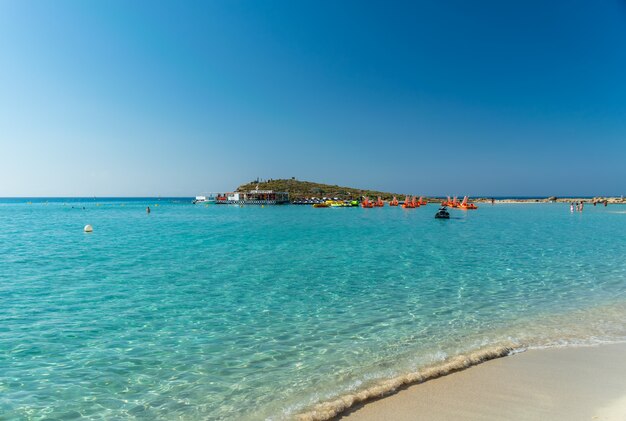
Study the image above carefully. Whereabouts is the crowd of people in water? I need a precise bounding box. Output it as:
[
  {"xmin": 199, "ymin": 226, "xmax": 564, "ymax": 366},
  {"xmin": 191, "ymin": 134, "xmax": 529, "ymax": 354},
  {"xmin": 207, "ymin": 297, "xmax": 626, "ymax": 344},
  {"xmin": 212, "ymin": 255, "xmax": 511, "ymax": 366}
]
[
  {"xmin": 570, "ymin": 200, "xmax": 609, "ymax": 212},
  {"xmin": 570, "ymin": 202, "xmax": 584, "ymax": 212}
]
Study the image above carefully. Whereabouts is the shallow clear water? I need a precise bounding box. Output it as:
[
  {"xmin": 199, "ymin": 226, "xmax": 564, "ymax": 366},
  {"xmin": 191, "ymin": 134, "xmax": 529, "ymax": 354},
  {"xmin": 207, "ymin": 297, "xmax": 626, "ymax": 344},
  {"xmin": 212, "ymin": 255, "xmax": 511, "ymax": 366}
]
[{"xmin": 1, "ymin": 199, "xmax": 625, "ymax": 420}]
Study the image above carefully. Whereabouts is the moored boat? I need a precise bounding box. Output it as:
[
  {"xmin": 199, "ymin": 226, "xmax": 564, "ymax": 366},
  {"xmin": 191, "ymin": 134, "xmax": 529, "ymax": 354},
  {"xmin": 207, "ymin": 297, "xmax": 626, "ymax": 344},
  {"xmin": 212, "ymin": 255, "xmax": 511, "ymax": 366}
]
[
  {"xmin": 402, "ymin": 195, "xmax": 416, "ymax": 208},
  {"xmin": 361, "ymin": 197, "xmax": 374, "ymax": 208},
  {"xmin": 458, "ymin": 196, "xmax": 478, "ymax": 210}
]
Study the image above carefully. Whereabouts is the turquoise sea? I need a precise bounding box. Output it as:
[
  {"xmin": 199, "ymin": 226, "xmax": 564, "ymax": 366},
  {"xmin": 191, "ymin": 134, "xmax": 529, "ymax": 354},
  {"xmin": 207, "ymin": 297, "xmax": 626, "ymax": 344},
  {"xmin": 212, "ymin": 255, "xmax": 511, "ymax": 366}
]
[{"xmin": 1, "ymin": 199, "xmax": 625, "ymax": 420}]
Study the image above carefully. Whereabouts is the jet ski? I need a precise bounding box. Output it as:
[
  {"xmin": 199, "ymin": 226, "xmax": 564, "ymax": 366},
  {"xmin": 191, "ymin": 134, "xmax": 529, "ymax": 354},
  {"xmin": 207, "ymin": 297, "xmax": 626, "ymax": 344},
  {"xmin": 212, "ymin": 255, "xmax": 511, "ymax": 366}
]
[{"xmin": 435, "ymin": 206, "xmax": 450, "ymax": 219}]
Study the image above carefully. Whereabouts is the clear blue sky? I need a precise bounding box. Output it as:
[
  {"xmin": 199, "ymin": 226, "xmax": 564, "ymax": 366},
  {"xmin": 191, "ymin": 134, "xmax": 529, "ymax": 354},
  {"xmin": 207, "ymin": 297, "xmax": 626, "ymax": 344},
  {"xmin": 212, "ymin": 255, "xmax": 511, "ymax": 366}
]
[{"xmin": 1, "ymin": 0, "xmax": 625, "ymax": 197}]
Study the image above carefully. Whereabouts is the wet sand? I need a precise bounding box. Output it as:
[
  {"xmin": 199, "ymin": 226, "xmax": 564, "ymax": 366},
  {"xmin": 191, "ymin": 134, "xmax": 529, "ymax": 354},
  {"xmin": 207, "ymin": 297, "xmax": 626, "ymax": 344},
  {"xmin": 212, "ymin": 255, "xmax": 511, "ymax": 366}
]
[{"xmin": 339, "ymin": 343, "xmax": 626, "ymax": 421}]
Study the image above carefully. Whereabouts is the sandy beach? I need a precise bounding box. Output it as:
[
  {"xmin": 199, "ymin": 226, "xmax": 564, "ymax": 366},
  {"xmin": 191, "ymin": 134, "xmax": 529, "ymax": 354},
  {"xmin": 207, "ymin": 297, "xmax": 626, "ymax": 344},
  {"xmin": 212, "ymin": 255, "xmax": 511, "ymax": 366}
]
[
  {"xmin": 340, "ymin": 343, "xmax": 626, "ymax": 421},
  {"xmin": 475, "ymin": 197, "xmax": 626, "ymax": 205}
]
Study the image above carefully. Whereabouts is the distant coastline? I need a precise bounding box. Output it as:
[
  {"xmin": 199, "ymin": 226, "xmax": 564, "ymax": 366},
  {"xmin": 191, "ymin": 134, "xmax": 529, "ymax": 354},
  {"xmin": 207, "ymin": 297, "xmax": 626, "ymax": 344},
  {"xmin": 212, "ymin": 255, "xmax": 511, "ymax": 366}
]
[
  {"xmin": 1, "ymin": 195, "xmax": 625, "ymax": 205},
  {"xmin": 475, "ymin": 196, "xmax": 625, "ymax": 204}
]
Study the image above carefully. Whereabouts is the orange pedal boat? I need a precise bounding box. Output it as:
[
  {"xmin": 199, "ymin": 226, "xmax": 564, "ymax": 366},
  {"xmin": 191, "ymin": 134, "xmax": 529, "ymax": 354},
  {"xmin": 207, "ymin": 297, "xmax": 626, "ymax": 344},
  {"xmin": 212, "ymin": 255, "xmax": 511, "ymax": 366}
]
[
  {"xmin": 402, "ymin": 196, "xmax": 416, "ymax": 208},
  {"xmin": 361, "ymin": 197, "xmax": 374, "ymax": 208},
  {"xmin": 458, "ymin": 196, "xmax": 478, "ymax": 210}
]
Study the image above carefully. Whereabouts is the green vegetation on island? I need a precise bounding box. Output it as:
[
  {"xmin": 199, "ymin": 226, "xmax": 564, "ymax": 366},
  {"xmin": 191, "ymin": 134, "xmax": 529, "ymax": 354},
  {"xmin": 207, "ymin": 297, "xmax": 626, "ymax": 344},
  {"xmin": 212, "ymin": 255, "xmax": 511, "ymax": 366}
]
[{"xmin": 236, "ymin": 178, "xmax": 405, "ymax": 201}]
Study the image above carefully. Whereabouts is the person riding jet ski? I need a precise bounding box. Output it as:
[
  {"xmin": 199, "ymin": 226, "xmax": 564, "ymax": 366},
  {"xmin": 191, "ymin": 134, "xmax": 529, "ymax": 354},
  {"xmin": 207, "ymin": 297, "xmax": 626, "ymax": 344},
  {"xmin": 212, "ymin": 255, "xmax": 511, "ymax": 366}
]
[{"xmin": 435, "ymin": 206, "xmax": 450, "ymax": 219}]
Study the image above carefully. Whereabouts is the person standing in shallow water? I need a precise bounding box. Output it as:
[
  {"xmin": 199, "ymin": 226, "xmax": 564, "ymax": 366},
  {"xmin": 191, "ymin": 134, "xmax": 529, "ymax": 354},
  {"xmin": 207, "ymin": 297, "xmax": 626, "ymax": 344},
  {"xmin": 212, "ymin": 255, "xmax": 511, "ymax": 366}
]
[
  {"xmin": 146, "ymin": 206, "xmax": 151, "ymax": 214},
  {"xmin": 570, "ymin": 203, "xmax": 574, "ymax": 213}
]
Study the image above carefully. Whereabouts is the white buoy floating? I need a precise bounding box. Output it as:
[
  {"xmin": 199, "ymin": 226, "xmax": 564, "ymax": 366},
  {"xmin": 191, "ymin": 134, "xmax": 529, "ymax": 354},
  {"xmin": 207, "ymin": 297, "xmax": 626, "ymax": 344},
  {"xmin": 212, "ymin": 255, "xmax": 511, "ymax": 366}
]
[{"xmin": 84, "ymin": 224, "xmax": 93, "ymax": 233}]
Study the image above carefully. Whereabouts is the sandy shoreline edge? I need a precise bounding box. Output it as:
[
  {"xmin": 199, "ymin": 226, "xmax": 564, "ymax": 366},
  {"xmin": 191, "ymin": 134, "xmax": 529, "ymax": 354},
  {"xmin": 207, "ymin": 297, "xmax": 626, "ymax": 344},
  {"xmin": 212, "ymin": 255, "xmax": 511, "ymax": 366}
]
[
  {"xmin": 336, "ymin": 343, "xmax": 626, "ymax": 421},
  {"xmin": 296, "ymin": 344, "xmax": 517, "ymax": 420},
  {"xmin": 473, "ymin": 197, "xmax": 625, "ymax": 204}
]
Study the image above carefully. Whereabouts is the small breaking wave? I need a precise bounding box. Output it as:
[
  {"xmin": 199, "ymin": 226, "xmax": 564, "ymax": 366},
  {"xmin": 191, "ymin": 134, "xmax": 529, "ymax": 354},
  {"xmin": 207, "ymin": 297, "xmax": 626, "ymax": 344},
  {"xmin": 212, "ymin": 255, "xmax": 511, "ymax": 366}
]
[
  {"xmin": 295, "ymin": 343, "xmax": 517, "ymax": 421},
  {"xmin": 293, "ymin": 299, "xmax": 626, "ymax": 421}
]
